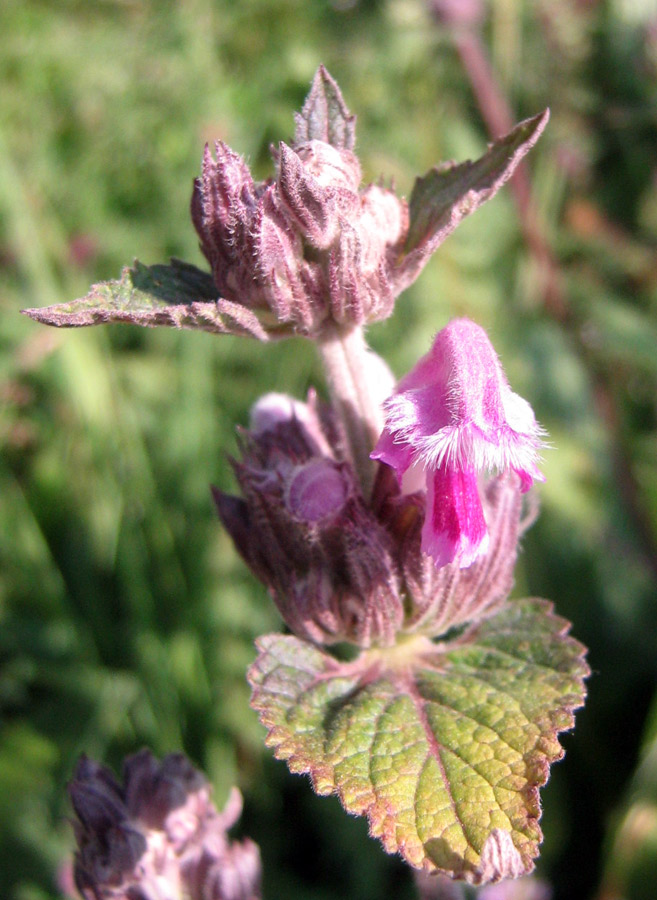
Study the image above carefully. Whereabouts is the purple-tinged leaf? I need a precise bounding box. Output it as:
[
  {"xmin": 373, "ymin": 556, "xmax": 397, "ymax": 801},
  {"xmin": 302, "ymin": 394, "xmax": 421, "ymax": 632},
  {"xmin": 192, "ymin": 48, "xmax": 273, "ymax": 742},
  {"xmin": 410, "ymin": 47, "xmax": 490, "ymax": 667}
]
[
  {"xmin": 294, "ymin": 65, "xmax": 357, "ymax": 151},
  {"xmin": 249, "ymin": 598, "xmax": 588, "ymax": 883},
  {"xmin": 394, "ymin": 110, "xmax": 549, "ymax": 292},
  {"xmin": 22, "ymin": 259, "xmax": 271, "ymax": 341}
]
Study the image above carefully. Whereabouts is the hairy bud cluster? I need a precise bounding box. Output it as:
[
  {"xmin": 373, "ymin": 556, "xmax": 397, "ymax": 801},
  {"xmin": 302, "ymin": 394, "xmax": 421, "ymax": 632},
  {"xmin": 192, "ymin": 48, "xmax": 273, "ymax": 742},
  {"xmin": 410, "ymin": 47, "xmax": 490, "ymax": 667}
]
[
  {"xmin": 213, "ymin": 393, "xmax": 403, "ymax": 647},
  {"xmin": 69, "ymin": 750, "xmax": 261, "ymax": 900},
  {"xmin": 214, "ymin": 385, "xmax": 529, "ymax": 647},
  {"xmin": 191, "ymin": 71, "xmax": 407, "ymax": 338}
]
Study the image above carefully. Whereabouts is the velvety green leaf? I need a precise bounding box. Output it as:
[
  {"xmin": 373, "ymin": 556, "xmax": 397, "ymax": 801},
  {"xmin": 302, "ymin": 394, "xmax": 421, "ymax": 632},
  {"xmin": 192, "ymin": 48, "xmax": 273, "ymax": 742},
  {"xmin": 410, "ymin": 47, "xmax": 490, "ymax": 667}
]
[
  {"xmin": 394, "ymin": 111, "xmax": 549, "ymax": 292},
  {"xmin": 22, "ymin": 259, "xmax": 270, "ymax": 340},
  {"xmin": 294, "ymin": 65, "xmax": 357, "ymax": 151},
  {"xmin": 249, "ymin": 598, "xmax": 588, "ymax": 884}
]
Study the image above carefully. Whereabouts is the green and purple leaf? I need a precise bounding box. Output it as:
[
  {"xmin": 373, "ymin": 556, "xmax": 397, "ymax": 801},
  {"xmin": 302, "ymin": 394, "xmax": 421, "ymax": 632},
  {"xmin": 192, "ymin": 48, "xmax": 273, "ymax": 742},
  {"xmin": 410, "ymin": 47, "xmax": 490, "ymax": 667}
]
[
  {"xmin": 22, "ymin": 258, "xmax": 270, "ymax": 341},
  {"xmin": 249, "ymin": 598, "xmax": 588, "ymax": 884},
  {"xmin": 394, "ymin": 110, "xmax": 549, "ymax": 292}
]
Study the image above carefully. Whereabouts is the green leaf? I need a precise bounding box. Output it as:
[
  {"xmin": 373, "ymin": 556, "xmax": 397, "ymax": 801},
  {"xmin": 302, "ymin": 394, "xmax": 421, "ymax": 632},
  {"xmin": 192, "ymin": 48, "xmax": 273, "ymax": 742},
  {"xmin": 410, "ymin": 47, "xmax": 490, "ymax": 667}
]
[
  {"xmin": 22, "ymin": 259, "xmax": 270, "ymax": 340},
  {"xmin": 249, "ymin": 598, "xmax": 588, "ymax": 883},
  {"xmin": 395, "ymin": 111, "xmax": 549, "ymax": 292},
  {"xmin": 294, "ymin": 65, "xmax": 357, "ymax": 151}
]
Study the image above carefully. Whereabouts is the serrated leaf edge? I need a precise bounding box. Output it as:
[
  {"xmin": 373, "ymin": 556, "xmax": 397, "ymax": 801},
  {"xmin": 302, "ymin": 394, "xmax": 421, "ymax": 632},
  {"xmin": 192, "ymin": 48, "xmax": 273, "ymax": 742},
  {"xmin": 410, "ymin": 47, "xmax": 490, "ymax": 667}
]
[
  {"xmin": 21, "ymin": 260, "xmax": 271, "ymax": 340},
  {"xmin": 394, "ymin": 109, "xmax": 550, "ymax": 293},
  {"xmin": 248, "ymin": 599, "xmax": 589, "ymax": 882}
]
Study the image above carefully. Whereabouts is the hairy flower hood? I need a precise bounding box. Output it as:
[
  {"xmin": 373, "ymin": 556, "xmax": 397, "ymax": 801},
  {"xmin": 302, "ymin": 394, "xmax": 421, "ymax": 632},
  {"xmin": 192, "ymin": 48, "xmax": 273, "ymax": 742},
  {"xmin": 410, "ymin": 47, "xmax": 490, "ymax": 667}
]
[{"xmin": 372, "ymin": 318, "xmax": 545, "ymax": 569}]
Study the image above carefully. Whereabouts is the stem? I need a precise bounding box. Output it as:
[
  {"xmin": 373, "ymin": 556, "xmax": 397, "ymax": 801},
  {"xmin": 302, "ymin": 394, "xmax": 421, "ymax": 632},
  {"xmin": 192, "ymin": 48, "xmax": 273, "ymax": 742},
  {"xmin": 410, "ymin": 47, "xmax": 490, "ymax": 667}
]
[{"xmin": 316, "ymin": 324, "xmax": 384, "ymax": 496}]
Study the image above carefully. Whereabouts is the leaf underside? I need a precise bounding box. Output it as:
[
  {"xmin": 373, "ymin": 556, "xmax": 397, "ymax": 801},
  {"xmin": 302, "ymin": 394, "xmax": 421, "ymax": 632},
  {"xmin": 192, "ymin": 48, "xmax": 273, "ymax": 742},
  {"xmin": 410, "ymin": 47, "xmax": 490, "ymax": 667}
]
[
  {"xmin": 249, "ymin": 598, "xmax": 588, "ymax": 884},
  {"xmin": 21, "ymin": 259, "xmax": 270, "ymax": 340},
  {"xmin": 396, "ymin": 109, "xmax": 550, "ymax": 292}
]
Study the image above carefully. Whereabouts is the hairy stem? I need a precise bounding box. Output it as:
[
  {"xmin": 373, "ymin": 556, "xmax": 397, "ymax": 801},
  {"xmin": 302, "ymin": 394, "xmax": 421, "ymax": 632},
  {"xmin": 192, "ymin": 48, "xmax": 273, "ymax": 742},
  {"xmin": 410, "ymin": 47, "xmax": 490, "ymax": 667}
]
[{"xmin": 316, "ymin": 324, "xmax": 383, "ymax": 496}]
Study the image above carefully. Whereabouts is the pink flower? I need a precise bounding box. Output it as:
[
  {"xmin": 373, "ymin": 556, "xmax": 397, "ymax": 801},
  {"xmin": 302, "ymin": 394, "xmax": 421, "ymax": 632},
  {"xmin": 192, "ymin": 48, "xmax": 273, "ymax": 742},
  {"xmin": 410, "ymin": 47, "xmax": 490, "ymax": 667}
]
[{"xmin": 372, "ymin": 318, "xmax": 545, "ymax": 569}]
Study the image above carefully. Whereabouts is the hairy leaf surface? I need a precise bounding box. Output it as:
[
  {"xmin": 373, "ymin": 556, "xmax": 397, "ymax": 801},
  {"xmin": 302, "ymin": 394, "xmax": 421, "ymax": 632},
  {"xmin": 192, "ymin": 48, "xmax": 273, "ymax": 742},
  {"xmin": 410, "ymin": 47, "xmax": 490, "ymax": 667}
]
[
  {"xmin": 249, "ymin": 598, "xmax": 587, "ymax": 883},
  {"xmin": 395, "ymin": 110, "xmax": 549, "ymax": 292},
  {"xmin": 22, "ymin": 259, "xmax": 270, "ymax": 340}
]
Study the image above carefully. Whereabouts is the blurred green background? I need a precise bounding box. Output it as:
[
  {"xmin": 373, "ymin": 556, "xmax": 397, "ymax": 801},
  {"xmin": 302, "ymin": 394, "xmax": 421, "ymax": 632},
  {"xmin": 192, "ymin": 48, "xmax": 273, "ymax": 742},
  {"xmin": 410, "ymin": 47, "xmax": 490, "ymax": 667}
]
[{"xmin": 1, "ymin": 1, "xmax": 657, "ymax": 898}]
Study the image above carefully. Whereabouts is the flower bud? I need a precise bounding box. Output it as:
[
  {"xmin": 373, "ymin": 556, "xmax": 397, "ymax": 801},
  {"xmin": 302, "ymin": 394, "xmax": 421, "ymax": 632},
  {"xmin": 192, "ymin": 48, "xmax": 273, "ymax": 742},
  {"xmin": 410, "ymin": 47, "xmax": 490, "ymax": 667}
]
[
  {"xmin": 277, "ymin": 141, "xmax": 361, "ymax": 249},
  {"xmin": 286, "ymin": 459, "xmax": 350, "ymax": 522},
  {"xmin": 123, "ymin": 749, "xmax": 205, "ymax": 837},
  {"xmin": 69, "ymin": 756, "xmax": 147, "ymax": 893},
  {"xmin": 191, "ymin": 68, "xmax": 407, "ymax": 338},
  {"xmin": 68, "ymin": 751, "xmax": 261, "ymax": 900},
  {"xmin": 213, "ymin": 392, "xmax": 403, "ymax": 646}
]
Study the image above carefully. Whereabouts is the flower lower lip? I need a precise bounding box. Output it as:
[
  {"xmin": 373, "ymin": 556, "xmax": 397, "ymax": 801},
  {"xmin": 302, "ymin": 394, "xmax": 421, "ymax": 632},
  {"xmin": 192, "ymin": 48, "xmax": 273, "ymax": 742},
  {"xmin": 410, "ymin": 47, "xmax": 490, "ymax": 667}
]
[{"xmin": 372, "ymin": 317, "xmax": 545, "ymax": 569}]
